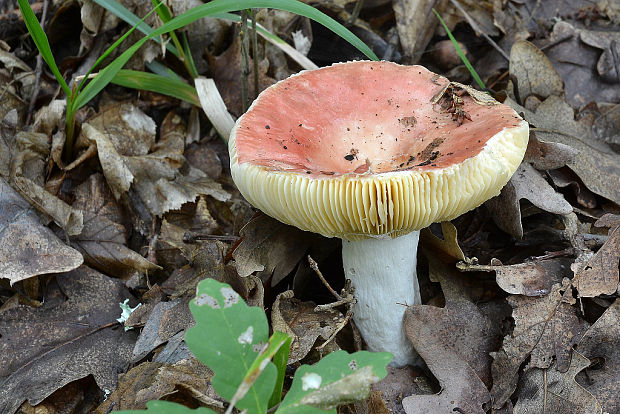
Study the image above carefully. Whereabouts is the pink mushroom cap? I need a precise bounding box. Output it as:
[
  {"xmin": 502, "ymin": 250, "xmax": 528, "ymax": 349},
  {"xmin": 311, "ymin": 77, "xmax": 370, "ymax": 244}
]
[{"xmin": 229, "ymin": 61, "xmax": 529, "ymax": 240}]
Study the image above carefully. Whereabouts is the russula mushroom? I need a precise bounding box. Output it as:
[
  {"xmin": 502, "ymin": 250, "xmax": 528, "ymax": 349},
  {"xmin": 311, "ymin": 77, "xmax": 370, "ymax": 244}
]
[{"xmin": 229, "ymin": 61, "xmax": 529, "ymax": 366}]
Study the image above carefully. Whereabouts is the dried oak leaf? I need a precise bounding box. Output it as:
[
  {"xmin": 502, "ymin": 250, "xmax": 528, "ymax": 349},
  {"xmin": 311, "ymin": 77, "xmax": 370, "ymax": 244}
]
[
  {"xmin": 506, "ymin": 95, "xmax": 620, "ymax": 205},
  {"xmin": 576, "ymin": 299, "xmax": 620, "ymax": 414},
  {"xmin": 271, "ymin": 290, "xmax": 344, "ymax": 363},
  {"xmin": 458, "ymin": 258, "xmax": 568, "ymax": 296},
  {"xmin": 0, "ymin": 178, "xmax": 82, "ymax": 284},
  {"xmin": 486, "ymin": 162, "xmax": 572, "ymax": 238},
  {"xmin": 66, "ymin": 174, "xmax": 160, "ymax": 276},
  {"xmin": 513, "ymin": 351, "xmax": 602, "ymax": 414},
  {"xmin": 572, "ymin": 225, "xmax": 620, "ymax": 298},
  {"xmin": 490, "ymin": 279, "xmax": 589, "ymax": 408},
  {"xmin": 403, "ymin": 236, "xmax": 501, "ymax": 413},
  {"xmin": 232, "ymin": 214, "xmax": 322, "ymax": 285},
  {"xmin": 0, "ymin": 265, "xmax": 138, "ymax": 414},
  {"xmin": 524, "ymin": 133, "xmax": 578, "ymax": 171},
  {"xmin": 94, "ymin": 358, "xmax": 224, "ymax": 413}
]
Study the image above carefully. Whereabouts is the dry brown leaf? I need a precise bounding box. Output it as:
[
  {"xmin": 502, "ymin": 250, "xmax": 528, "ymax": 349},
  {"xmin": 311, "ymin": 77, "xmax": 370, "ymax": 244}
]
[
  {"xmin": 67, "ymin": 174, "xmax": 160, "ymax": 276},
  {"xmin": 132, "ymin": 298, "xmax": 191, "ymax": 362},
  {"xmin": 232, "ymin": 214, "xmax": 321, "ymax": 285},
  {"xmin": 576, "ymin": 299, "xmax": 620, "ymax": 414},
  {"xmin": 513, "ymin": 352, "xmax": 602, "ymax": 414},
  {"xmin": 271, "ymin": 290, "xmax": 344, "ymax": 363},
  {"xmin": 210, "ymin": 35, "xmax": 276, "ymax": 116},
  {"xmin": 572, "ymin": 225, "xmax": 619, "ymax": 297},
  {"xmin": 403, "ymin": 246, "xmax": 500, "ymax": 413},
  {"xmin": 94, "ymin": 358, "xmax": 224, "ymax": 413},
  {"xmin": 546, "ymin": 21, "xmax": 620, "ymax": 106},
  {"xmin": 490, "ymin": 280, "xmax": 589, "ymax": 408},
  {"xmin": 83, "ymin": 103, "xmax": 156, "ymax": 156},
  {"xmin": 0, "ymin": 266, "xmax": 137, "ymax": 414},
  {"xmin": 524, "ymin": 133, "xmax": 578, "ymax": 171},
  {"xmin": 392, "ymin": 0, "xmax": 442, "ymax": 63},
  {"xmin": 509, "ymin": 40, "xmax": 564, "ymax": 101},
  {"xmin": 0, "ymin": 179, "xmax": 83, "ymax": 285},
  {"xmin": 458, "ymin": 258, "xmax": 569, "ymax": 296},
  {"xmin": 548, "ymin": 168, "xmax": 598, "ymax": 209},
  {"xmin": 486, "ymin": 162, "xmax": 572, "ymax": 238},
  {"xmin": 82, "ymin": 122, "xmax": 134, "ymax": 199},
  {"xmin": 506, "ymin": 95, "xmax": 620, "ymax": 205}
]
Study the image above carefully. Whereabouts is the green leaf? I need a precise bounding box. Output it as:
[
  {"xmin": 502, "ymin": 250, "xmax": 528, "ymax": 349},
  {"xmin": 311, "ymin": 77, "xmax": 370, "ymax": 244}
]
[
  {"xmin": 185, "ymin": 279, "xmax": 277, "ymax": 414},
  {"xmin": 270, "ymin": 332, "xmax": 292, "ymax": 407},
  {"xmin": 111, "ymin": 70, "xmax": 200, "ymax": 106},
  {"xmin": 433, "ymin": 9, "xmax": 486, "ymax": 90},
  {"xmin": 277, "ymin": 351, "xmax": 392, "ymax": 414},
  {"xmin": 116, "ymin": 400, "xmax": 216, "ymax": 414},
  {"xmin": 17, "ymin": 0, "xmax": 71, "ymax": 96},
  {"xmin": 230, "ymin": 331, "xmax": 292, "ymax": 410}
]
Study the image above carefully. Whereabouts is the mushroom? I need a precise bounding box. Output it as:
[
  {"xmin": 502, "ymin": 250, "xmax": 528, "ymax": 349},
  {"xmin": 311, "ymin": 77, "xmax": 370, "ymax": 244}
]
[{"xmin": 229, "ymin": 61, "xmax": 529, "ymax": 366}]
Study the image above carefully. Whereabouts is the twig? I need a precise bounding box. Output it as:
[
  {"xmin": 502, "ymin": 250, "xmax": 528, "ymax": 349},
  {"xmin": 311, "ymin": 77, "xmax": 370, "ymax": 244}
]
[
  {"xmin": 449, "ymin": 0, "xmax": 509, "ymax": 61},
  {"xmin": 346, "ymin": 0, "xmax": 364, "ymax": 26},
  {"xmin": 308, "ymin": 255, "xmax": 341, "ymax": 300},
  {"xmin": 239, "ymin": 10, "xmax": 251, "ymax": 112},
  {"xmin": 539, "ymin": 33, "xmax": 573, "ymax": 51},
  {"xmin": 316, "ymin": 309, "xmax": 353, "ymax": 352},
  {"xmin": 25, "ymin": 0, "xmax": 49, "ymax": 126},
  {"xmin": 251, "ymin": 9, "xmax": 259, "ymax": 100}
]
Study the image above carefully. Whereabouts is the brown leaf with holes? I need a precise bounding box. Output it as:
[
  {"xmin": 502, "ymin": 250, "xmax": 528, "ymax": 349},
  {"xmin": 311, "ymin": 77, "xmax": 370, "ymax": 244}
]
[
  {"xmin": 490, "ymin": 279, "xmax": 589, "ymax": 408},
  {"xmin": 271, "ymin": 290, "xmax": 344, "ymax": 363},
  {"xmin": 513, "ymin": 352, "xmax": 602, "ymax": 414},
  {"xmin": 572, "ymin": 225, "xmax": 619, "ymax": 297},
  {"xmin": 576, "ymin": 300, "xmax": 620, "ymax": 414}
]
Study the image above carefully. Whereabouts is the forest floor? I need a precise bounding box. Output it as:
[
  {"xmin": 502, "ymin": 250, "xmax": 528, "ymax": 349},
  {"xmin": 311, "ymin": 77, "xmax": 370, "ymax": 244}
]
[{"xmin": 0, "ymin": 0, "xmax": 618, "ymax": 413}]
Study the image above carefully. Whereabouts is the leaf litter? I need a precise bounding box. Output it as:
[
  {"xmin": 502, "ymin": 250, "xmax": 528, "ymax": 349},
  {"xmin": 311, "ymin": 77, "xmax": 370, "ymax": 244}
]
[{"xmin": 0, "ymin": 0, "xmax": 619, "ymax": 413}]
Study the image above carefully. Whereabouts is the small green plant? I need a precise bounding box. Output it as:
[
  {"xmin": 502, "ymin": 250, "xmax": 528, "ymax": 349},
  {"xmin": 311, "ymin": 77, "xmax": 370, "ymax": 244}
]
[
  {"xmin": 19, "ymin": 0, "xmax": 377, "ymax": 161},
  {"xmin": 432, "ymin": 9, "xmax": 486, "ymax": 90},
  {"xmin": 117, "ymin": 278, "xmax": 392, "ymax": 414}
]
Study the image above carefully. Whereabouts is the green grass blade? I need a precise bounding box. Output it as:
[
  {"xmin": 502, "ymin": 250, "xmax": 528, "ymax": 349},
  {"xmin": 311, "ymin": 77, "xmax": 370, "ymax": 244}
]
[
  {"xmin": 17, "ymin": 0, "xmax": 71, "ymax": 96},
  {"xmin": 433, "ymin": 9, "xmax": 486, "ymax": 89},
  {"xmin": 92, "ymin": 0, "xmax": 179, "ymax": 56},
  {"xmin": 111, "ymin": 70, "xmax": 200, "ymax": 106},
  {"xmin": 75, "ymin": 1, "xmax": 163, "ymax": 95},
  {"xmin": 145, "ymin": 60, "xmax": 183, "ymax": 81},
  {"xmin": 76, "ymin": 0, "xmax": 377, "ymax": 110},
  {"xmin": 150, "ymin": 0, "xmax": 172, "ymax": 22},
  {"xmin": 269, "ymin": 333, "xmax": 292, "ymax": 407}
]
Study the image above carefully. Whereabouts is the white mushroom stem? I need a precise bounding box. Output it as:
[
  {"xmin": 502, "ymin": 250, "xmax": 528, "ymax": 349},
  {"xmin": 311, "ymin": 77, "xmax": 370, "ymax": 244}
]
[{"xmin": 342, "ymin": 231, "xmax": 421, "ymax": 367}]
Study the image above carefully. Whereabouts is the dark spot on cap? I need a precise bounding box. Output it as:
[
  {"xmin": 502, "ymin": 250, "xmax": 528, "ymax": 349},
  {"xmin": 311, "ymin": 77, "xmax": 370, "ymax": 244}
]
[
  {"xmin": 283, "ymin": 146, "xmax": 287, "ymax": 149},
  {"xmin": 265, "ymin": 125, "xmax": 270, "ymax": 129},
  {"xmin": 344, "ymin": 154, "xmax": 355, "ymax": 161}
]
